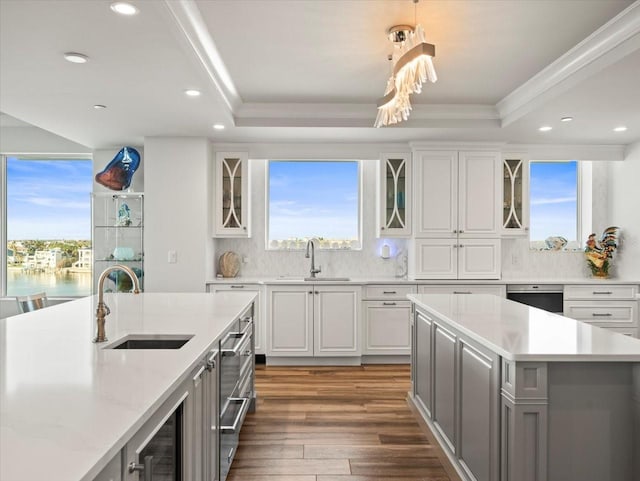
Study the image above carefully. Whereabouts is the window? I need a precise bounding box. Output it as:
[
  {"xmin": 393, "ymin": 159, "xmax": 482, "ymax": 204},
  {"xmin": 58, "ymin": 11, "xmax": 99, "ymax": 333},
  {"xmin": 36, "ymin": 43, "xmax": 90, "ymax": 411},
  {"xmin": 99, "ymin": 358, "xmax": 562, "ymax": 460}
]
[
  {"xmin": 2, "ymin": 156, "xmax": 93, "ymax": 297},
  {"xmin": 267, "ymin": 160, "xmax": 361, "ymax": 249},
  {"xmin": 529, "ymin": 160, "xmax": 582, "ymax": 250}
]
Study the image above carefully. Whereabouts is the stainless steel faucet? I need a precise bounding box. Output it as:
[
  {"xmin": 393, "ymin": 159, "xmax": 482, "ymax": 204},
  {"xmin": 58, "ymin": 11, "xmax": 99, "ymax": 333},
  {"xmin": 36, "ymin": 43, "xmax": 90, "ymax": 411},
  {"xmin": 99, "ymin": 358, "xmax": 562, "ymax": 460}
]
[
  {"xmin": 305, "ymin": 238, "xmax": 322, "ymax": 278},
  {"xmin": 94, "ymin": 265, "xmax": 141, "ymax": 343}
]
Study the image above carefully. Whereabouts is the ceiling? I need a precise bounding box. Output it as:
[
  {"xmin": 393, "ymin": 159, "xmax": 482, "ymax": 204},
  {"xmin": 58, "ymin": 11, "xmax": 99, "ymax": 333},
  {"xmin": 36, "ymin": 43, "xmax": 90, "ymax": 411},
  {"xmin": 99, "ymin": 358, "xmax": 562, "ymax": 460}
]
[{"xmin": 0, "ymin": 0, "xmax": 639, "ymax": 149}]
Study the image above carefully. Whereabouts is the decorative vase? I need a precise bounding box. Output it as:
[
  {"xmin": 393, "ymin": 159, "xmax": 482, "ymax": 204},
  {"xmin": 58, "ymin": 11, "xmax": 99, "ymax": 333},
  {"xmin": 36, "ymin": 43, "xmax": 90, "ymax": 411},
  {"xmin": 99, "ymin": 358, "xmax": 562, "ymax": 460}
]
[
  {"xmin": 584, "ymin": 226, "xmax": 620, "ymax": 279},
  {"xmin": 219, "ymin": 251, "xmax": 241, "ymax": 278},
  {"xmin": 95, "ymin": 146, "xmax": 141, "ymax": 191}
]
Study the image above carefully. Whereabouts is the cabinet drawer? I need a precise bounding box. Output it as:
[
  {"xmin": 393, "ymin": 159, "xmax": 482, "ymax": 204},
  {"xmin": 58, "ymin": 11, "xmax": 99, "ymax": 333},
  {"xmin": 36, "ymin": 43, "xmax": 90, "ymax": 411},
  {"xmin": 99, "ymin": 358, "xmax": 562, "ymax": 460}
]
[
  {"xmin": 605, "ymin": 327, "xmax": 638, "ymax": 338},
  {"xmin": 564, "ymin": 284, "xmax": 637, "ymax": 300},
  {"xmin": 563, "ymin": 301, "xmax": 638, "ymax": 328},
  {"xmin": 419, "ymin": 284, "xmax": 506, "ymax": 297},
  {"xmin": 364, "ymin": 285, "xmax": 416, "ymax": 300}
]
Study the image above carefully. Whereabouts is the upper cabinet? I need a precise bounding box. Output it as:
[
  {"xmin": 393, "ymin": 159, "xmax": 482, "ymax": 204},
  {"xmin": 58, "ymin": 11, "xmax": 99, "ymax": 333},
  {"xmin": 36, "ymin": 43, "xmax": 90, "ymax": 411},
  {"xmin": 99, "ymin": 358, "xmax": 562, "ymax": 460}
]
[
  {"xmin": 213, "ymin": 152, "xmax": 250, "ymax": 237},
  {"xmin": 378, "ymin": 153, "xmax": 412, "ymax": 237},
  {"xmin": 501, "ymin": 153, "xmax": 529, "ymax": 236},
  {"xmin": 414, "ymin": 150, "xmax": 500, "ymax": 238}
]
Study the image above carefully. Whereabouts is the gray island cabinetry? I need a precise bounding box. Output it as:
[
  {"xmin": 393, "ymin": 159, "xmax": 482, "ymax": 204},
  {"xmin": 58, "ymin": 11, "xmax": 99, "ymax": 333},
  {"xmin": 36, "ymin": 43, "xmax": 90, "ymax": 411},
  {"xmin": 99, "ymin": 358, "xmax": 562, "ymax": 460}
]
[{"xmin": 409, "ymin": 294, "xmax": 640, "ymax": 481}]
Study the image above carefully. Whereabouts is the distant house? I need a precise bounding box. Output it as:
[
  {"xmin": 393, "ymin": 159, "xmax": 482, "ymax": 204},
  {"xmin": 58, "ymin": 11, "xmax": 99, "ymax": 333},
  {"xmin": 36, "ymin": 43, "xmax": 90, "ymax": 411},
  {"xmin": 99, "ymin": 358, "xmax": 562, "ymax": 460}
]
[
  {"xmin": 73, "ymin": 248, "xmax": 92, "ymax": 270},
  {"xmin": 7, "ymin": 248, "xmax": 15, "ymax": 264}
]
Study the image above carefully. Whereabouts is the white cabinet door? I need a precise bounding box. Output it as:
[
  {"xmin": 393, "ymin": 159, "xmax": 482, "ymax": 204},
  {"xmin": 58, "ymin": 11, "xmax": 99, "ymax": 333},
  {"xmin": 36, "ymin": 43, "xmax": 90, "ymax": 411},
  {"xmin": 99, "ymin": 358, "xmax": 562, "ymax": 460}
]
[
  {"xmin": 363, "ymin": 300, "xmax": 412, "ymax": 355},
  {"xmin": 214, "ymin": 151, "xmax": 250, "ymax": 238},
  {"xmin": 411, "ymin": 238, "xmax": 458, "ymax": 279},
  {"xmin": 267, "ymin": 286, "xmax": 313, "ymax": 357},
  {"xmin": 314, "ymin": 286, "xmax": 361, "ymax": 357},
  {"xmin": 458, "ymin": 151, "xmax": 500, "ymax": 237},
  {"xmin": 378, "ymin": 153, "xmax": 412, "ymax": 237},
  {"xmin": 501, "ymin": 153, "xmax": 529, "ymax": 236},
  {"xmin": 414, "ymin": 151, "xmax": 458, "ymax": 237},
  {"xmin": 210, "ymin": 284, "xmax": 264, "ymax": 354},
  {"xmin": 458, "ymin": 239, "xmax": 501, "ymax": 280}
]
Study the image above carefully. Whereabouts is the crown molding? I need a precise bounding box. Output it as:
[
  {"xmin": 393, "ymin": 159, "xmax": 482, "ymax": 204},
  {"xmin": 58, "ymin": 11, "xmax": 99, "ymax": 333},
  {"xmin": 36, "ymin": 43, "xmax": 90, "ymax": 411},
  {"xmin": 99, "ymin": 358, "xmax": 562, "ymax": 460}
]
[
  {"xmin": 162, "ymin": 0, "xmax": 242, "ymax": 113},
  {"xmin": 409, "ymin": 141, "xmax": 506, "ymax": 151},
  {"xmin": 497, "ymin": 1, "xmax": 640, "ymax": 127}
]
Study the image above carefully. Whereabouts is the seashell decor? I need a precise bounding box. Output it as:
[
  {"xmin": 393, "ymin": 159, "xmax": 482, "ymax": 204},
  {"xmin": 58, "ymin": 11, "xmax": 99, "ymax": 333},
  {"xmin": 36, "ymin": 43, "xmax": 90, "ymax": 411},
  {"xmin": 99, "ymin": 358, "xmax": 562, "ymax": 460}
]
[{"xmin": 219, "ymin": 251, "xmax": 241, "ymax": 278}]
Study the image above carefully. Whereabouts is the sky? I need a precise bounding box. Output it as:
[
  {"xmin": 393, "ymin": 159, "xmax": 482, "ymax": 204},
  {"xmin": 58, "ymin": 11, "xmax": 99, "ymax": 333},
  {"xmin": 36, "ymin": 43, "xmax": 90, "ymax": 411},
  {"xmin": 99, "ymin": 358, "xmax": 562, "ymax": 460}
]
[
  {"xmin": 269, "ymin": 161, "xmax": 359, "ymax": 241},
  {"xmin": 6, "ymin": 158, "xmax": 93, "ymax": 240},
  {"xmin": 529, "ymin": 161, "xmax": 577, "ymax": 242}
]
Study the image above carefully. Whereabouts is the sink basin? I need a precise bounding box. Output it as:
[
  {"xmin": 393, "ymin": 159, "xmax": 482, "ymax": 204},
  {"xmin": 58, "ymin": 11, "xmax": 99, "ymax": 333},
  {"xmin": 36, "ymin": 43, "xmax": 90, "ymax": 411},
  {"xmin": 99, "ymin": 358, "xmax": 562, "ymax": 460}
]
[
  {"xmin": 304, "ymin": 277, "xmax": 350, "ymax": 282},
  {"xmin": 105, "ymin": 334, "xmax": 194, "ymax": 350}
]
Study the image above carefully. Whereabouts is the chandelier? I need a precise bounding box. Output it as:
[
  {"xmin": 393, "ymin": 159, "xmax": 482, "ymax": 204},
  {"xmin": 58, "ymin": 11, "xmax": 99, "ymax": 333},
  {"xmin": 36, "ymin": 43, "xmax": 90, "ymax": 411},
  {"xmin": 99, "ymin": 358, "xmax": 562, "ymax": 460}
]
[{"xmin": 374, "ymin": 1, "xmax": 437, "ymax": 128}]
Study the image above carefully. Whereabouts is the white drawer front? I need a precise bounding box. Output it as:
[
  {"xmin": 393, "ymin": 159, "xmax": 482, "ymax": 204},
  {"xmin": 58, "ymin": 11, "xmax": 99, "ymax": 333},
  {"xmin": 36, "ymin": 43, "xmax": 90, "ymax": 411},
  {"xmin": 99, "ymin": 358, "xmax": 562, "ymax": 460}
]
[
  {"xmin": 605, "ymin": 327, "xmax": 638, "ymax": 338},
  {"xmin": 364, "ymin": 285, "xmax": 416, "ymax": 300},
  {"xmin": 563, "ymin": 301, "xmax": 638, "ymax": 328},
  {"xmin": 564, "ymin": 284, "xmax": 637, "ymax": 300},
  {"xmin": 418, "ymin": 285, "xmax": 506, "ymax": 297}
]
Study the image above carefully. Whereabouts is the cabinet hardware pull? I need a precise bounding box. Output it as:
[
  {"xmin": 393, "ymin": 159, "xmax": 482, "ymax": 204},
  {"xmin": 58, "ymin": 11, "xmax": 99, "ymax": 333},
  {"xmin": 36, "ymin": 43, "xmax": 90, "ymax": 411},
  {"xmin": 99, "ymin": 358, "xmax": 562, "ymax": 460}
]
[
  {"xmin": 453, "ymin": 291, "xmax": 472, "ymax": 294},
  {"xmin": 383, "ymin": 291, "xmax": 397, "ymax": 294},
  {"xmin": 459, "ymin": 230, "xmax": 464, "ymax": 233},
  {"xmin": 592, "ymin": 313, "xmax": 613, "ymax": 317},
  {"xmin": 453, "ymin": 229, "xmax": 458, "ymax": 233},
  {"xmin": 593, "ymin": 291, "xmax": 613, "ymax": 295},
  {"xmin": 230, "ymin": 285, "xmax": 245, "ymax": 289},
  {"xmin": 227, "ymin": 447, "xmax": 235, "ymax": 463},
  {"xmin": 383, "ymin": 302, "xmax": 397, "ymax": 306},
  {"xmin": 192, "ymin": 365, "xmax": 206, "ymax": 383},
  {"xmin": 221, "ymin": 397, "xmax": 250, "ymax": 434},
  {"xmin": 221, "ymin": 323, "xmax": 252, "ymax": 357},
  {"xmin": 206, "ymin": 350, "xmax": 218, "ymax": 370},
  {"xmin": 129, "ymin": 455, "xmax": 153, "ymax": 481},
  {"xmin": 242, "ymin": 226, "xmax": 247, "ymax": 230},
  {"xmin": 381, "ymin": 226, "xmax": 385, "ymax": 230},
  {"xmin": 308, "ymin": 291, "xmax": 313, "ymax": 294},
  {"xmin": 453, "ymin": 245, "xmax": 458, "ymax": 249}
]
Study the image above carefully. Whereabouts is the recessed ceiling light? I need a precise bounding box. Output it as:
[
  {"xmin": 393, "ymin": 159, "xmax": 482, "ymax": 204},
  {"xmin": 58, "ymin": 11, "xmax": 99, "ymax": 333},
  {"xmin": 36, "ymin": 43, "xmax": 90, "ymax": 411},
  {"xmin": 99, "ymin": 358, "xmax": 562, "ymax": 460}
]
[
  {"xmin": 213, "ymin": 124, "xmax": 225, "ymax": 130},
  {"xmin": 64, "ymin": 52, "xmax": 89, "ymax": 64},
  {"xmin": 184, "ymin": 89, "xmax": 201, "ymax": 97},
  {"xmin": 93, "ymin": 104, "xmax": 107, "ymax": 109},
  {"xmin": 613, "ymin": 126, "xmax": 628, "ymax": 132},
  {"xmin": 560, "ymin": 117, "xmax": 573, "ymax": 122},
  {"xmin": 110, "ymin": 2, "xmax": 138, "ymax": 15},
  {"xmin": 538, "ymin": 126, "xmax": 553, "ymax": 132}
]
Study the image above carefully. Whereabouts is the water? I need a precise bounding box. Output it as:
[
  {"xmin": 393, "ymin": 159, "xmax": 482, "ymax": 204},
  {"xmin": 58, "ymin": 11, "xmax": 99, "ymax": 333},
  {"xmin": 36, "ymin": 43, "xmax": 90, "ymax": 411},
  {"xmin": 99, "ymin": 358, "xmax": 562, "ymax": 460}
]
[{"xmin": 7, "ymin": 268, "xmax": 92, "ymax": 297}]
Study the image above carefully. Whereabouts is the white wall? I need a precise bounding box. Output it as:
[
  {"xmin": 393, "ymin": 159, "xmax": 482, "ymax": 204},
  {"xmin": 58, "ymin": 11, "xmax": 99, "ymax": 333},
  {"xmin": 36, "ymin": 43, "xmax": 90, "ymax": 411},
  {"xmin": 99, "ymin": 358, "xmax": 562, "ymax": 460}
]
[
  {"xmin": 214, "ymin": 158, "xmax": 407, "ymax": 279},
  {"xmin": 143, "ymin": 137, "xmax": 212, "ymax": 292},
  {"xmin": 0, "ymin": 126, "xmax": 90, "ymax": 154},
  {"xmin": 609, "ymin": 142, "xmax": 640, "ymax": 279}
]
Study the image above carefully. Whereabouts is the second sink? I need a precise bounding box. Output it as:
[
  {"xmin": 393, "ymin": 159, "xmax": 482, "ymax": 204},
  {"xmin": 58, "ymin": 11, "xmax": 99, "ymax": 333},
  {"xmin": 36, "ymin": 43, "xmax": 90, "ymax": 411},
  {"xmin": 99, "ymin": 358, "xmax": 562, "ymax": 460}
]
[{"xmin": 105, "ymin": 334, "xmax": 194, "ymax": 350}]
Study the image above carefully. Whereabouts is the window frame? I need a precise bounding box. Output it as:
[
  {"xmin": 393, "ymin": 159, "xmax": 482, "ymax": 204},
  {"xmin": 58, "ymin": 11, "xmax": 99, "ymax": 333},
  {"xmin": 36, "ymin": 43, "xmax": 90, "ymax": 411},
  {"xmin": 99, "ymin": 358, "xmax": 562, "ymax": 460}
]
[
  {"xmin": 528, "ymin": 159, "xmax": 592, "ymax": 251},
  {"xmin": 265, "ymin": 159, "xmax": 363, "ymax": 251},
  {"xmin": 1, "ymin": 153, "xmax": 93, "ymax": 298}
]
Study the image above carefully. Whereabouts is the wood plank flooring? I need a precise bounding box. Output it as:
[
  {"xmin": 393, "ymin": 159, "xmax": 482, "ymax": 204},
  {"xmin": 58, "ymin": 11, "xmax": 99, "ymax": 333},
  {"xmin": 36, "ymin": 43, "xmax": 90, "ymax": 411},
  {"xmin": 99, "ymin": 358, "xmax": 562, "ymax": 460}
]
[{"xmin": 228, "ymin": 365, "xmax": 460, "ymax": 481}]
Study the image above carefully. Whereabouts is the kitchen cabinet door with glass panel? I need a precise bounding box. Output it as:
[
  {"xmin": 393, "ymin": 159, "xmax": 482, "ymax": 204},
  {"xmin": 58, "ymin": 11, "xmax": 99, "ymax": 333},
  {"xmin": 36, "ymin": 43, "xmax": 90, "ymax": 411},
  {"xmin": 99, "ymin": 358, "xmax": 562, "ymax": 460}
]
[
  {"xmin": 378, "ymin": 153, "xmax": 411, "ymax": 237},
  {"xmin": 214, "ymin": 152, "xmax": 250, "ymax": 237}
]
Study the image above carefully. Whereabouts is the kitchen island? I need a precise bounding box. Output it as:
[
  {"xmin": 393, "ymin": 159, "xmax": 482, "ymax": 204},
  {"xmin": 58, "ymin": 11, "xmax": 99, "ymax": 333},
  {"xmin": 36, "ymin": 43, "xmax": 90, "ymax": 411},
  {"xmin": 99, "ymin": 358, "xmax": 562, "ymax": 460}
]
[
  {"xmin": 409, "ymin": 294, "xmax": 640, "ymax": 481},
  {"xmin": 0, "ymin": 291, "xmax": 257, "ymax": 481}
]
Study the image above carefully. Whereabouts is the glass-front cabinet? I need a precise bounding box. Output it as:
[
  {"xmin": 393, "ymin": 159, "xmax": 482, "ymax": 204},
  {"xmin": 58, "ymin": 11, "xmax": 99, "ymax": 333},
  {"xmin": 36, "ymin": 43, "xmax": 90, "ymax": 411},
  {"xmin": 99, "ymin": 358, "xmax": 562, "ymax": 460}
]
[
  {"xmin": 91, "ymin": 192, "xmax": 144, "ymax": 292},
  {"xmin": 378, "ymin": 153, "xmax": 411, "ymax": 237},
  {"xmin": 501, "ymin": 153, "xmax": 529, "ymax": 236},
  {"xmin": 214, "ymin": 152, "xmax": 250, "ymax": 237}
]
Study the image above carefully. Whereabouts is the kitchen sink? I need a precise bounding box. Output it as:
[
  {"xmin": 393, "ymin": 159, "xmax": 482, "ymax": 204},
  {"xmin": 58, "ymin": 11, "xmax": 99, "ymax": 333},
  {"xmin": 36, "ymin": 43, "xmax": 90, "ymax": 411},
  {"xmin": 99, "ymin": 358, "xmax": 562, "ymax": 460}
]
[{"xmin": 105, "ymin": 334, "xmax": 194, "ymax": 350}]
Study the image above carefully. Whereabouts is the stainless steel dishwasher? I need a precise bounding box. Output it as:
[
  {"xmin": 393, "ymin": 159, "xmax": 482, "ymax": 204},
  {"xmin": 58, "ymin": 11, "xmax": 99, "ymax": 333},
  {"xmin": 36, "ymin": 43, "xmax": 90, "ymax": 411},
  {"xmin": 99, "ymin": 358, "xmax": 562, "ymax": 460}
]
[{"xmin": 506, "ymin": 284, "xmax": 564, "ymax": 314}]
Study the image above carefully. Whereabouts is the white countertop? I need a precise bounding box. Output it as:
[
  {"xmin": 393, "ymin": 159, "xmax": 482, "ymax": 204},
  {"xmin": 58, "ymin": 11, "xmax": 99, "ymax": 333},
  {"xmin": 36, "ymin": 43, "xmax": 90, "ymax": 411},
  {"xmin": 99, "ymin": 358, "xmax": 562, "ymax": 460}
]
[
  {"xmin": 206, "ymin": 277, "xmax": 640, "ymax": 285},
  {"xmin": 0, "ymin": 292, "xmax": 256, "ymax": 481},
  {"xmin": 408, "ymin": 294, "xmax": 640, "ymax": 362}
]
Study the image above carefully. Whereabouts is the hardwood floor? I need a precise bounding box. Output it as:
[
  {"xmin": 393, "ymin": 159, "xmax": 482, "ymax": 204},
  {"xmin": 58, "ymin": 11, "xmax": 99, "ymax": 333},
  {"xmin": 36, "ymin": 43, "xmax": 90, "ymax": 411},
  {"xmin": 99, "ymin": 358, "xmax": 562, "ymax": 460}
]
[{"xmin": 228, "ymin": 365, "xmax": 460, "ymax": 481}]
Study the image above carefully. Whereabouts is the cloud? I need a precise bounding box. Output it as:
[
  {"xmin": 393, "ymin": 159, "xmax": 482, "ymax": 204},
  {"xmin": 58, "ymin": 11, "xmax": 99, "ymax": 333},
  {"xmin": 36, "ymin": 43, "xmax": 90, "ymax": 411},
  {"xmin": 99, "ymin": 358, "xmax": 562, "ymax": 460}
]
[
  {"xmin": 530, "ymin": 196, "xmax": 576, "ymax": 206},
  {"xmin": 26, "ymin": 197, "xmax": 89, "ymax": 209}
]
